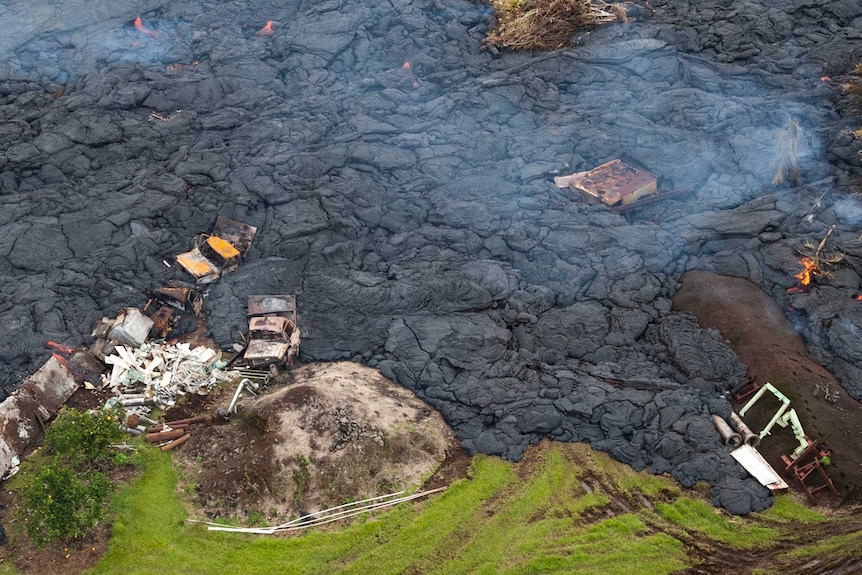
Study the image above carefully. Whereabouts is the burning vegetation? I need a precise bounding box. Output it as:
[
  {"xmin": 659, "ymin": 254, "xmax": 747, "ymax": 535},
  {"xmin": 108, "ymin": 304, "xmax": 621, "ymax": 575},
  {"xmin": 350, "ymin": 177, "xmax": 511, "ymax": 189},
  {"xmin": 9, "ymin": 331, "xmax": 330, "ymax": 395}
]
[
  {"xmin": 485, "ymin": 0, "xmax": 624, "ymax": 51},
  {"xmin": 792, "ymin": 226, "xmax": 844, "ymax": 287}
]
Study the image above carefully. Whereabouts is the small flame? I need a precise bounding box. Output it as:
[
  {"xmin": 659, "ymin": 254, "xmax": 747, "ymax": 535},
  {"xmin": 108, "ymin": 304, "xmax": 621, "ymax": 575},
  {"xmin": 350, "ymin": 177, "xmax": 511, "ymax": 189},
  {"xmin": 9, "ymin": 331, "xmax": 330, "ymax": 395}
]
[
  {"xmin": 855, "ymin": 295, "xmax": 862, "ymax": 301},
  {"xmin": 134, "ymin": 17, "xmax": 159, "ymax": 39},
  {"xmin": 795, "ymin": 256, "xmax": 816, "ymax": 286},
  {"xmin": 257, "ymin": 21, "xmax": 274, "ymax": 35},
  {"xmin": 401, "ymin": 61, "xmax": 411, "ymax": 71}
]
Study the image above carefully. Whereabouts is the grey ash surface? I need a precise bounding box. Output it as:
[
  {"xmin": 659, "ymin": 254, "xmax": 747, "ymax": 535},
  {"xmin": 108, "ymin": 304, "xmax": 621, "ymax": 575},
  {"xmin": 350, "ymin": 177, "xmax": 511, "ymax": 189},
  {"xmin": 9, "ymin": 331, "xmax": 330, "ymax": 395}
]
[{"xmin": 1, "ymin": 0, "xmax": 862, "ymax": 513}]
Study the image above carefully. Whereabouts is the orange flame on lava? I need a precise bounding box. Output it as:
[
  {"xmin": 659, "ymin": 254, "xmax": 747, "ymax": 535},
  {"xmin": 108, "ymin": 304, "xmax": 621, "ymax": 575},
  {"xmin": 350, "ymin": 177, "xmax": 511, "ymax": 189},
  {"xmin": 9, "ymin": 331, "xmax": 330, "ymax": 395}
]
[
  {"xmin": 257, "ymin": 21, "xmax": 274, "ymax": 35},
  {"xmin": 401, "ymin": 61, "xmax": 411, "ymax": 71},
  {"xmin": 855, "ymin": 295, "xmax": 862, "ymax": 301},
  {"xmin": 134, "ymin": 17, "xmax": 159, "ymax": 39},
  {"xmin": 795, "ymin": 256, "xmax": 816, "ymax": 286}
]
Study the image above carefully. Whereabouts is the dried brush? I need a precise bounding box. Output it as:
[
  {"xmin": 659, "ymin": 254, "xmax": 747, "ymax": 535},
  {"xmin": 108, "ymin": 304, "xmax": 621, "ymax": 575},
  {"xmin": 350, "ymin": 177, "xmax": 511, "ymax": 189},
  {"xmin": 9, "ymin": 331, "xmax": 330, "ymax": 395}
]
[{"xmin": 485, "ymin": 0, "xmax": 625, "ymax": 51}]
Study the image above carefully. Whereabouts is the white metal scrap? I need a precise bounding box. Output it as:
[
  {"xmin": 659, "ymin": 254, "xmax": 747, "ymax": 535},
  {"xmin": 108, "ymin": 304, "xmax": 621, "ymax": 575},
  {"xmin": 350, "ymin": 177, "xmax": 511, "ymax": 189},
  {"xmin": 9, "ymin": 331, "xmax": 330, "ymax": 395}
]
[{"xmin": 104, "ymin": 342, "xmax": 238, "ymax": 408}]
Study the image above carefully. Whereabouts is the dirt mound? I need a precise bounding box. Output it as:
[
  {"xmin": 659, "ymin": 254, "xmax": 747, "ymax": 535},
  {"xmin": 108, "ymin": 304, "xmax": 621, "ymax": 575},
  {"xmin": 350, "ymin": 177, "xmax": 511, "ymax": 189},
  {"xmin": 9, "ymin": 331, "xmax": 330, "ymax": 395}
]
[{"xmin": 177, "ymin": 362, "xmax": 459, "ymax": 523}]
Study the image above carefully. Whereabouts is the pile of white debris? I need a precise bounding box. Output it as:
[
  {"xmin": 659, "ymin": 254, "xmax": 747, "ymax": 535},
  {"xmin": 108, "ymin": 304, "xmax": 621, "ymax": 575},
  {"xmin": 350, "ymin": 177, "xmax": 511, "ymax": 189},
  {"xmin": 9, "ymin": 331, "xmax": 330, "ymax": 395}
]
[{"xmin": 104, "ymin": 342, "xmax": 238, "ymax": 409}]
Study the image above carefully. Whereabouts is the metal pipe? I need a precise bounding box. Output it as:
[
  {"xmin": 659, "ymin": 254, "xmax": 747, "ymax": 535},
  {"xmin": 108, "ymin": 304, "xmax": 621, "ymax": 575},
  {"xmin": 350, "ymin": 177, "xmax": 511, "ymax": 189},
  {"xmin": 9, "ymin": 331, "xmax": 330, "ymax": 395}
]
[
  {"xmin": 712, "ymin": 415, "xmax": 742, "ymax": 447},
  {"xmin": 227, "ymin": 378, "xmax": 251, "ymax": 414},
  {"xmin": 146, "ymin": 429, "xmax": 186, "ymax": 443},
  {"xmin": 119, "ymin": 397, "xmax": 155, "ymax": 407},
  {"xmin": 161, "ymin": 433, "xmax": 191, "ymax": 452},
  {"xmin": 729, "ymin": 412, "xmax": 760, "ymax": 447}
]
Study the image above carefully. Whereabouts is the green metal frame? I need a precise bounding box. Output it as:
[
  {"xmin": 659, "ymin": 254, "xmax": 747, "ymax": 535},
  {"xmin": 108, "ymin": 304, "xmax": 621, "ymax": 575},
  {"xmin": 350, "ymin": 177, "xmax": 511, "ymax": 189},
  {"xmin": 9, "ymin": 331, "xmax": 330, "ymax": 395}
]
[{"xmin": 739, "ymin": 382, "xmax": 809, "ymax": 460}]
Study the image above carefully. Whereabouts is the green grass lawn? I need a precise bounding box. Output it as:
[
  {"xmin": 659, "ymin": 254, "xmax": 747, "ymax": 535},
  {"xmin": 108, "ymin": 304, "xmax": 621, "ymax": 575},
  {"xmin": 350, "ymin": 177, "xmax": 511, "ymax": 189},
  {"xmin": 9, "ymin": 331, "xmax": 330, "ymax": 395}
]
[
  {"xmin": 2, "ymin": 440, "xmax": 852, "ymax": 575},
  {"xmin": 86, "ymin": 443, "xmax": 690, "ymax": 575}
]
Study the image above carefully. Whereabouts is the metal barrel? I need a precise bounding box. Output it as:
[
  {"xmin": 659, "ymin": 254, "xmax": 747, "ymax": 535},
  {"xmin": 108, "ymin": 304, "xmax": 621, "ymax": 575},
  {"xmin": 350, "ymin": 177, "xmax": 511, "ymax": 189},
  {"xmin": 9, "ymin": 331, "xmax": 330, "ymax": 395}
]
[
  {"xmin": 712, "ymin": 415, "xmax": 743, "ymax": 447},
  {"xmin": 729, "ymin": 412, "xmax": 760, "ymax": 447}
]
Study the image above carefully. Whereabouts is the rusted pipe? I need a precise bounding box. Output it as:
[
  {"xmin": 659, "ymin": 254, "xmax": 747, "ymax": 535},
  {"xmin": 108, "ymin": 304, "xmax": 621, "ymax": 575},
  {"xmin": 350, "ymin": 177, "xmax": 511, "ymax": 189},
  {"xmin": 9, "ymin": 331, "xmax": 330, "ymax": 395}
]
[
  {"xmin": 729, "ymin": 412, "xmax": 760, "ymax": 447},
  {"xmin": 147, "ymin": 423, "xmax": 189, "ymax": 434},
  {"xmin": 712, "ymin": 415, "xmax": 742, "ymax": 447},
  {"xmin": 160, "ymin": 433, "xmax": 191, "ymax": 451},
  {"xmin": 146, "ymin": 429, "xmax": 186, "ymax": 443},
  {"xmin": 147, "ymin": 415, "xmax": 212, "ymax": 434},
  {"xmin": 166, "ymin": 415, "xmax": 212, "ymax": 426}
]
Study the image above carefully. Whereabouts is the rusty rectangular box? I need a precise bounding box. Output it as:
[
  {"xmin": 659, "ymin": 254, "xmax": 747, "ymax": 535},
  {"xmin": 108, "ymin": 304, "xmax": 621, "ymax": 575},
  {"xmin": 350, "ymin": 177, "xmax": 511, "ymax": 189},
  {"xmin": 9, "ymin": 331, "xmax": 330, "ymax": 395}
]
[
  {"xmin": 176, "ymin": 250, "xmax": 221, "ymax": 282},
  {"xmin": 244, "ymin": 340, "xmax": 291, "ymax": 366},
  {"xmin": 559, "ymin": 159, "xmax": 658, "ymax": 207},
  {"xmin": 212, "ymin": 216, "xmax": 257, "ymax": 256},
  {"xmin": 248, "ymin": 295, "xmax": 297, "ymax": 317},
  {"xmin": 249, "ymin": 316, "xmax": 291, "ymax": 337}
]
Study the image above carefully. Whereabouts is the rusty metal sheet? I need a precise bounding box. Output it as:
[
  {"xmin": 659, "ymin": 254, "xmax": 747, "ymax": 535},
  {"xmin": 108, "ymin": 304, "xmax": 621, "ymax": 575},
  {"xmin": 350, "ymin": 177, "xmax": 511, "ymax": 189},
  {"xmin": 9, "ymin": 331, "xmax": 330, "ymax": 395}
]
[
  {"xmin": 569, "ymin": 159, "xmax": 657, "ymax": 207},
  {"xmin": 248, "ymin": 295, "xmax": 296, "ymax": 316},
  {"xmin": 0, "ymin": 356, "xmax": 78, "ymax": 479},
  {"xmin": 202, "ymin": 236, "xmax": 240, "ymax": 264},
  {"xmin": 149, "ymin": 306, "xmax": 176, "ymax": 339},
  {"xmin": 244, "ymin": 340, "xmax": 290, "ymax": 364},
  {"xmin": 249, "ymin": 316, "xmax": 290, "ymax": 334},
  {"xmin": 212, "ymin": 216, "xmax": 257, "ymax": 256},
  {"xmin": 151, "ymin": 287, "xmax": 194, "ymax": 309},
  {"xmin": 177, "ymin": 250, "xmax": 220, "ymax": 280}
]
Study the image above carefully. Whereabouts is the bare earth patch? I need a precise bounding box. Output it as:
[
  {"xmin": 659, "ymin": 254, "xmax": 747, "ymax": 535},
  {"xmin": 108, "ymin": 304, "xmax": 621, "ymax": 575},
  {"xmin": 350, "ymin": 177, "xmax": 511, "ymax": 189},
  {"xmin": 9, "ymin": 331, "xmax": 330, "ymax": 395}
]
[{"xmin": 176, "ymin": 361, "xmax": 460, "ymax": 524}]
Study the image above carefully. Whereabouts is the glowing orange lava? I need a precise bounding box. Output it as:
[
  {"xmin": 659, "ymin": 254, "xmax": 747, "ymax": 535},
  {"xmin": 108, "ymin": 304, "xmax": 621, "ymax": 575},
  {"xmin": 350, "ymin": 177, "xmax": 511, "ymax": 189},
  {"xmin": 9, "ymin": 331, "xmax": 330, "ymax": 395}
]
[
  {"xmin": 855, "ymin": 295, "xmax": 862, "ymax": 301},
  {"xmin": 51, "ymin": 353, "xmax": 70, "ymax": 369},
  {"xmin": 257, "ymin": 21, "xmax": 274, "ymax": 35},
  {"xmin": 134, "ymin": 17, "xmax": 159, "ymax": 39},
  {"xmin": 46, "ymin": 340, "xmax": 75, "ymax": 355},
  {"xmin": 795, "ymin": 256, "xmax": 816, "ymax": 286}
]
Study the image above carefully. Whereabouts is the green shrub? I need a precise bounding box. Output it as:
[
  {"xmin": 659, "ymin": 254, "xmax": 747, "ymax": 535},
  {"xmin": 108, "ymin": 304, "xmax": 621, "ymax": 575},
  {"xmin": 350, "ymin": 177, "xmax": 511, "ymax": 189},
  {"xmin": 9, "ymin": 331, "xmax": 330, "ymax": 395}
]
[
  {"xmin": 44, "ymin": 406, "xmax": 126, "ymax": 467},
  {"xmin": 18, "ymin": 406, "xmax": 131, "ymax": 546},
  {"xmin": 22, "ymin": 461, "xmax": 111, "ymax": 545}
]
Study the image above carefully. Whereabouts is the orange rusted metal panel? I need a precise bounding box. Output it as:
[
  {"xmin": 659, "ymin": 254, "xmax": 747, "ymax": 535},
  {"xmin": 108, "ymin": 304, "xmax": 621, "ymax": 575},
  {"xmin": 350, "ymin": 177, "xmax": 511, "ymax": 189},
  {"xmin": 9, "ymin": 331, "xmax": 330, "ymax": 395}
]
[
  {"xmin": 176, "ymin": 251, "xmax": 220, "ymax": 279},
  {"xmin": 568, "ymin": 159, "xmax": 658, "ymax": 207},
  {"xmin": 203, "ymin": 236, "xmax": 240, "ymax": 263}
]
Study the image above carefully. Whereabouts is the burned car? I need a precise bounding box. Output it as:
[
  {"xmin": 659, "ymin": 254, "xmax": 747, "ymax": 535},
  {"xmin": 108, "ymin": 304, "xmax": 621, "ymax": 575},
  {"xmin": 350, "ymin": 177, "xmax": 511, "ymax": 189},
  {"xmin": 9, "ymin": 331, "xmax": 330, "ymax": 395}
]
[
  {"xmin": 176, "ymin": 216, "xmax": 257, "ymax": 284},
  {"xmin": 241, "ymin": 295, "xmax": 301, "ymax": 368}
]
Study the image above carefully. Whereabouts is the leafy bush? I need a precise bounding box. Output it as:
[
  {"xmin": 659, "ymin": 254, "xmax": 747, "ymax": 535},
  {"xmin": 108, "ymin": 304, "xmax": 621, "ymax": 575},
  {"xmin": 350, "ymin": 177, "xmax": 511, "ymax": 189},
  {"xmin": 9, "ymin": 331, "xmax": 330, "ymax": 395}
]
[
  {"xmin": 18, "ymin": 407, "xmax": 130, "ymax": 545},
  {"xmin": 22, "ymin": 461, "xmax": 111, "ymax": 545},
  {"xmin": 44, "ymin": 406, "xmax": 126, "ymax": 467}
]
